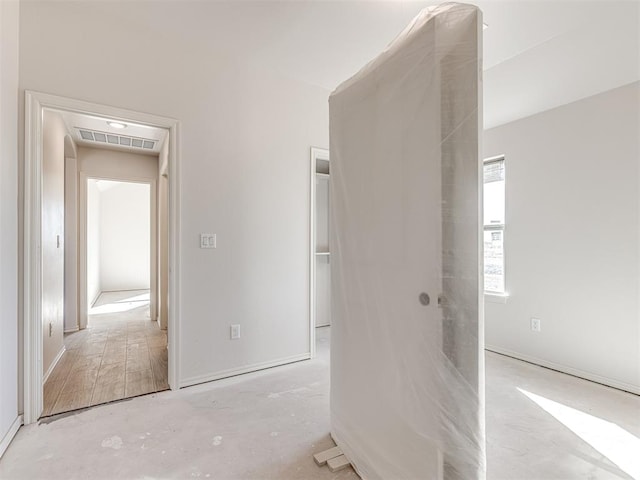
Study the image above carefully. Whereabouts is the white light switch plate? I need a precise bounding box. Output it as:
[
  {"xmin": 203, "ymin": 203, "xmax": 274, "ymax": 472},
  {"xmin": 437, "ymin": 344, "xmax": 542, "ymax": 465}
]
[{"xmin": 200, "ymin": 233, "xmax": 216, "ymax": 249}]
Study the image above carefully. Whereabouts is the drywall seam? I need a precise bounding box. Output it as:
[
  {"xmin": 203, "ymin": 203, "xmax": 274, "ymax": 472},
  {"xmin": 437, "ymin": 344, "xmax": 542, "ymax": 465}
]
[
  {"xmin": 0, "ymin": 415, "xmax": 22, "ymax": 459},
  {"xmin": 42, "ymin": 346, "xmax": 65, "ymax": 384},
  {"xmin": 486, "ymin": 345, "xmax": 640, "ymax": 395},
  {"xmin": 180, "ymin": 353, "xmax": 311, "ymax": 388}
]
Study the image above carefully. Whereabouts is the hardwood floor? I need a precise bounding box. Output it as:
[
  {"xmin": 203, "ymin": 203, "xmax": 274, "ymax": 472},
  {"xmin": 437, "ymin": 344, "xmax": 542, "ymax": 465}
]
[{"xmin": 43, "ymin": 290, "xmax": 168, "ymax": 417}]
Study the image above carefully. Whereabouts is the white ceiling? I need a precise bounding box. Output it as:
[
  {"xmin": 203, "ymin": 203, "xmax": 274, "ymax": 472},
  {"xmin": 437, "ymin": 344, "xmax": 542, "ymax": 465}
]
[
  {"xmin": 242, "ymin": 0, "xmax": 640, "ymax": 128},
  {"xmin": 84, "ymin": 1, "xmax": 640, "ymax": 128},
  {"xmin": 479, "ymin": 0, "xmax": 640, "ymax": 128},
  {"xmin": 57, "ymin": 110, "xmax": 168, "ymax": 155}
]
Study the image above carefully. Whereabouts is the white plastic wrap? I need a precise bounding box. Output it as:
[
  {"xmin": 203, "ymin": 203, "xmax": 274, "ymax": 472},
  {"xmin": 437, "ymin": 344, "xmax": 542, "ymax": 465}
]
[{"xmin": 329, "ymin": 3, "xmax": 484, "ymax": 479}]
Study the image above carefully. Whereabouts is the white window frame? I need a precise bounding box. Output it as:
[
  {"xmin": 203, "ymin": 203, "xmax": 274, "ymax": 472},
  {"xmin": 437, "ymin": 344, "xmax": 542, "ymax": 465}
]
[{"xmin": 483, "ymin": 155, "xmax": 508, "ymax": 302}]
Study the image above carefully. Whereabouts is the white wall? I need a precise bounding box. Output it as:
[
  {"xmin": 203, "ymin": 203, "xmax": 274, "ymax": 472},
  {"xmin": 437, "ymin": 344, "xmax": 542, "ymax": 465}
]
[
  {"xmin": 63, "ymin": 152, "xmax": 78, "ymax": 332},
  {"xmin": 41, "ymin": 110, "xmax": 65, "ymax": 378},
  {"xmin": 484, "ymin": 82, "xmax": 640, "ymax": 393},
  {"xmin": 99, "ymin": 181, "xmax": 151, "ymax": 292},
  {"xmin": 0, "ymin": 0, "xmax": 20, "ymax": 457},
  {"xmin": 19, "ymin": 2, "xmax": 329, "ymax": 386},
  {"xmin": 86, "ymin": 179, "xmax": 101, "ymax": 307},
  {"xmin": 79, "ymin": 147, "xmax": 159, "ymax": 180}
]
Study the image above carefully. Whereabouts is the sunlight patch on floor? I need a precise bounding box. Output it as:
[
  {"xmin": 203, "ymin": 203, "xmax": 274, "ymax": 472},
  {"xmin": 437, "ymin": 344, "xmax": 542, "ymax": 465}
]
[
  {"xmin": 89, "ymin": 292, "xmax": 150, "ymax": 315},
  {"xmin": 518, "ymin": 388, "xmax": 640, "ymax": 479}
]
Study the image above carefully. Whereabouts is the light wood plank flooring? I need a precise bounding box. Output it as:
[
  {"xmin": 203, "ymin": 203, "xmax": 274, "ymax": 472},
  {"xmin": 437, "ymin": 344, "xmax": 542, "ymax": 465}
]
[{"xmin": 43, "ymin": 290, "xmax": 168, "ymax": 417}]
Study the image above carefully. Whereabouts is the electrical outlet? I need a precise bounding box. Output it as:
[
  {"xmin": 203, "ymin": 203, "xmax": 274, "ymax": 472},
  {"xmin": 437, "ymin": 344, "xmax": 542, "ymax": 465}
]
[
  {"xmin": 531, "ymin": 317, "xmax": 541, "ymax": 332},
  {"xmin": 230, "ymin": 324, "xmax": 240, "ymax": 340},
  {"xmin": 200, "ymin": 233, "xmax": 216, "ymax": 249}
]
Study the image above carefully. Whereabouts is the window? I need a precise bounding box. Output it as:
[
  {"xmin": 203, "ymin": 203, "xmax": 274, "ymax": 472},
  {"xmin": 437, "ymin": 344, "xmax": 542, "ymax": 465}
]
[{"xmin": 483, "ymin": 156, "xmax": 505, "ymax": 294}]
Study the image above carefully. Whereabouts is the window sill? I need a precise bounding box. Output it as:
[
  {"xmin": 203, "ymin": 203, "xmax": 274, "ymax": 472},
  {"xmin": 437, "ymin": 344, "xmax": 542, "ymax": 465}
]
[{"xmin": 485, "ymin": 293, "xmax": 509, "ymax": 304}]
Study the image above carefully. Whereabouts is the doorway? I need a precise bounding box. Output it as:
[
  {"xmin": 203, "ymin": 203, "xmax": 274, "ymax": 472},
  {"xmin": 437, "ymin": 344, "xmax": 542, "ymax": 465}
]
[
  {"xmin": 86, "ymin": 179, "xmax": 152, "ymax": 313},
  {"xmin": 41, "ymin": 176, "xmax": 168, "ymax": 416},
  {"xmin": 309, "ymin": 147, "xmax": 330, "ymax": 357},
  {"xmin": 24, "ymin": 91, "xmax": 180, "ymax": 424}
]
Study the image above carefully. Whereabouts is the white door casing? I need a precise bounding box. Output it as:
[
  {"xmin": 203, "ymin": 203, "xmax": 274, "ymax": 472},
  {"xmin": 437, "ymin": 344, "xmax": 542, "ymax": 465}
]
[
  {"xmin": 79, "ymin": 175, "xmax": 157, "ymax": 329},
  {"xmin": 309, "ymin": 147, "xmax": 329, "ymax": 357},
  {"xmin": 314, "ymin": 173, "xmax": 331, "ymax": 328},
  {"xmin": 23, "ymin": 91, "xmax": 181, "ymax": 424}
]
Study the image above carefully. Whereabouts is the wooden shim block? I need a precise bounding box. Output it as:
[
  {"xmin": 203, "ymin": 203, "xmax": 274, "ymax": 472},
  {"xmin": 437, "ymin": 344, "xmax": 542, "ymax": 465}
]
[
  {"xmin": 327, "ymin": 454, "xmax": 351, "ymax": 473},
  {"xmin": 313, "ymin": 446, "xmax": 343, "ymax": 466}
]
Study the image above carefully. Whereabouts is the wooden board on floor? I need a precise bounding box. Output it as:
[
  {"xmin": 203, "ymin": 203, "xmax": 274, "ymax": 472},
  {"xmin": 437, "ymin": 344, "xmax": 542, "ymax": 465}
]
[
  {"xmin": 327, "ymin": 454, "xmax": 351, "ymax": 473},
  {"xmin": 313, "ymin": 446, "xmax": 343, "ymax": 466}
]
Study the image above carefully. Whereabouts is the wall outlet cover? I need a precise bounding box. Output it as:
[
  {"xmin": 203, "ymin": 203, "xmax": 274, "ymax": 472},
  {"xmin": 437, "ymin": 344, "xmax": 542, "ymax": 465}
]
[
  {"xmin": 531, "ymin": 317, "xmax": 541, "ymax": 332},
  {"xmin": 230, "ymin": 324, "xmax": 240, "ymax": 340}
]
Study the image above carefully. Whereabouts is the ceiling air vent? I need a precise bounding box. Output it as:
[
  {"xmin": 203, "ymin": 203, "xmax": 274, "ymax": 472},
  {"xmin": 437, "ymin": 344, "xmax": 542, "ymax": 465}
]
[
  {"xmin": 75, "ymin": 128, "xmax": 156, "ymax": 151},
  {"xmin": 79, "ymin": 130, "xmax": 94, "ymax": 141}
]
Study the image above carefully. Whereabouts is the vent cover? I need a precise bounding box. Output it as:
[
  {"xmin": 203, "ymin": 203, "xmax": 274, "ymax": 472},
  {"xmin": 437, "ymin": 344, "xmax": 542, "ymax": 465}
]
[{"xmin": 76, "ymin": 128, "xmax": 156, "ymax": 150}]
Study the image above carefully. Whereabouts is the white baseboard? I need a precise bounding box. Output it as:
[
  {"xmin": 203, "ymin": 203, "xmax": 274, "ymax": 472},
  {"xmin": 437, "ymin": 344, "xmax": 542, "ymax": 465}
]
[
  {"xmin": 486, "ymin": 344, "xmax": 640, "ymax": 396},
  {"xmin": 90, "ymin": 291, "xmax": 101, "ymax": 308},
  {"xmin": 43, "ymin": 346, "xmax": 66, "ymax": 384},
  {"xmin": 64, "ymin": 327, "xmax": 79, "ymax": 334},
  {"xmin": 0, "ymin": 415, "xmax": 22, "ymax": 458},
  {"xmin": 101, "ymin": 288, "xmax": 150, "ymax": 293},
  {"xmin": 180, "ymin": 353, "xmax": 311, "ymax": 388}
]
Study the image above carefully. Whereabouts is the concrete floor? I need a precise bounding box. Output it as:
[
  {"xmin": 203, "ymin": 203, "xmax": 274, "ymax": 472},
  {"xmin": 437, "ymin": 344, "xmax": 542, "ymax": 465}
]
[
  {"xmin": 1, "ymin": 327, "xmax": 638, "ymax": 479},
  {"xmin": 485, "ymin": 353, "xmax": 639, "ymax": 480}
]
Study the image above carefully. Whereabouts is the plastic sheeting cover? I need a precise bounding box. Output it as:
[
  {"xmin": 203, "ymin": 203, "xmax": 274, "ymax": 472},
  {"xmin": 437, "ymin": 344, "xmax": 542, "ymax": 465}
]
[{"xmin": 329, "ymin": 3, "xmax": 485, "ymax": 479}]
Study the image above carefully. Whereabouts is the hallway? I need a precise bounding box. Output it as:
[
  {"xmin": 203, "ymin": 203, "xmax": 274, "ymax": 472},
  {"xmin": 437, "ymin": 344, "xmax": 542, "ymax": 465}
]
[{"xmin": 42, "ymin": 290, "xmax": 168, "ymax": 416}]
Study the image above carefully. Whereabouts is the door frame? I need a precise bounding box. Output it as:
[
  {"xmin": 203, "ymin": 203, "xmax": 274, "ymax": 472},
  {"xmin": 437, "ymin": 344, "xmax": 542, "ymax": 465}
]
[
  {"xmin": 24, "ymin": 91, "xmax": 181, "ymax": 424},
  {"xmin": 308, "ymin": 147, "xmax": 329, "ymax": 358},
  {"xmin": 79, "ymin": 174, "xmax": 157, "ymax": 329}
]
